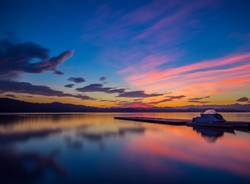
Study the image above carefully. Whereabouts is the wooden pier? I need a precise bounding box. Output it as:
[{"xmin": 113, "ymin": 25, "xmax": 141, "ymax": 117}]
[
  {"xmin": 114, "ymin": 116, "xmax": 250, "ymax": 130},
  {"xmin": 115, "ymin": 116, "xmax": 188, "ymax": 125}
]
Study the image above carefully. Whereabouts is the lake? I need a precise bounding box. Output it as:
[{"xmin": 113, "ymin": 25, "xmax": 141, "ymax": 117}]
[{"xmin": 0, "ymin": 112, "xmax": 250, "ymax": 184}]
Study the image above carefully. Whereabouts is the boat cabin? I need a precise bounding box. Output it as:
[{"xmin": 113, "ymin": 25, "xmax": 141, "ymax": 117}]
[{"xmin": 192, "ymin": 109, "xmax": 226, "ymax": 124}]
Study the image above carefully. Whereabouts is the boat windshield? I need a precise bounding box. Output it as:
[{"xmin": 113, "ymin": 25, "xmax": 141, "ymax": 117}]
[{"xmin": 215, "ymin": 114, "xmax": 224, "ymax": 120}]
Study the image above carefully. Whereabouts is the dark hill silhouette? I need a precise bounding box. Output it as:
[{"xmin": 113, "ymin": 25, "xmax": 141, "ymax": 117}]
[
  {"xmin": 0, "ymin": 98, "xmax": 98, "ymax": 112},
  {"xmin": 0, "ymin": 98, "xmax": 250, "ymax": 112}
]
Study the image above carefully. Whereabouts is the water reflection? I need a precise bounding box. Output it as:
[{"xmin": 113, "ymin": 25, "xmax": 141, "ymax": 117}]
[
  {"xmin": 0, "ymin": 128, "xmax": 61, "ymax": 145},
  {"xmin": 77, "ymin": 126, "xmax": 145, "ymax": 142},
  {"xmin": 192, "ymin": 126, "xmax": 235, "ymax": 143},
  {"xmin": 0, "ymin": 113, "xmax": 250, "ymax": 184},
  {"xmin": 0, "ymin": 147, "xmax": 66, "ymax": 184}
]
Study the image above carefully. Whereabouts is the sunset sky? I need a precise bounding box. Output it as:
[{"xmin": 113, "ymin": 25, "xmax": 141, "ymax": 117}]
[{"xmin": 0, "ymin": 0, "xmax": 250, "ymax": 108}]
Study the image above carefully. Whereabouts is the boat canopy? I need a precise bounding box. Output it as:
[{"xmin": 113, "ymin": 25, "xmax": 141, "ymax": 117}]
[{"xmin": 203, "ymin": 109, "xmax": 217, "ymax": 115}]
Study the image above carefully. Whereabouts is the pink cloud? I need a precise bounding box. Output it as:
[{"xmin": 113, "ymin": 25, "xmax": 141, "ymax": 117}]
[
  {"xmin": 118, "ymin": 54, "xmax": 172, "ymax": 75},
  {"xmin": 125, "ymin": 52, "xmax": 250, "ymax": 90},
  {"xmin": 115, "ymin": 51, "xmax": 250, "ymax": 102}
]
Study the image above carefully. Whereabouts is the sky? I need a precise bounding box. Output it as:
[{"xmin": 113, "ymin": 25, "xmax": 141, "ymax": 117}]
[{"xmin": 0, "ymin": 0, "xmax": 250, "ymax": 108}]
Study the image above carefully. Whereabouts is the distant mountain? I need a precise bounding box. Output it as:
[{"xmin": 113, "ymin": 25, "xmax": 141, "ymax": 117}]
[
  {"xmin": 0, "ymin": 98, "xmax": 99, "ymax": 112},
  {"xmin": 0, "ymin": 98, "xmax": 250, "ymax": 112}
]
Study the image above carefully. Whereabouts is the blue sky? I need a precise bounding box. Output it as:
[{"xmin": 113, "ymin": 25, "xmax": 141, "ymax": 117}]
[{"xmin": 1, "ymin": 0, "xmax": 250, "ymax": 107}]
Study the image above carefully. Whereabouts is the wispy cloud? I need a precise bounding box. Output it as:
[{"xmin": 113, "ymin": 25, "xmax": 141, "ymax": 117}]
[
  {"xmin": 123, "ymin": 52, "xmax": 250, "ymax": 96},
  {"xmin": 135, "ymin": 0, "xmax": 210, "ymax": 40},
  {"xmin": 82, "ymin": 0, "xmax": 211, "ymax": 71},
  {"xmin": 148, "ymin": 95, "xmax": 186, "ymax": 105}
]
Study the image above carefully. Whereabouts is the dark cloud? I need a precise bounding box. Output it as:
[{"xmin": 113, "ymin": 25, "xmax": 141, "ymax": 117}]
[
  {"xmin": 149, "ymin": 95, "xmax": 186, "ymax": 105},
  {"xmin": 68, "ymin": 77, "xmax": 85, "ymax": 83},
  {"xmin": 0, "ymin": 80, "xmax": 93, "ymax": 100},
  {"xmin": 118, "ymin": 90, "xmax": 163, "ymax": 98},
  {"xmin": 98, "ymin": 99, "xmax": 117, "ymax": 103},
  {"xmin": 99, "ymin": 76, "xmax": 106, "ymax": 81},
  {"xmin": 76, "ymin": 83, "xmax": 126, "ymax": 94},
  {"xmin": 73, "ymin": 94, "xmax": 94, "ymax": 100},
  {"xmin": 118, "ymin": 101, "xmax": 154, "ymax": 108},
  {"xmin": 0, "ymin": 39, "xmax": 74, "ymax": 79},
  {"xmin": 77, "ymin": 83, "xmax": 162, "ymax": 99},
  {"xmin": 77, "ymin": 83, "xmax": 111, "ymax": 92},
  {"xmin": 189, "ymin": 96, "xmax": 210, "ymax": 101},
  {"xmin": 188, "ymin": 96, "xmax": 210, "ymax": 104},
  {"xmin": 64, "ymin": 84, "xmax": 74, "ymax": 88},
  {"xmin": 188, "ymin": 100, "xmax": 209, "ymax": 104},
  {"xmin": 166, "ymin": 95, "xmax": 186, "ymax": 100},
  {"xmin": 108, "ymin": 88, "xmax": 126, "ymax": 94},
  {"xmin": 53, "ymin": 70, "xmax": 64, "ymax": 75},
  {"xmin": 236, "ymin": 97, "xmax": 249, "ymax": 103},
  {"xmin": 5, "ymin": 94, "xmax": 16, "ymax": 98}
]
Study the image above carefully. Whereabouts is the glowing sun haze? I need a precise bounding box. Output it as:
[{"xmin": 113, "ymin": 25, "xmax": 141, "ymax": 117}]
[{"xmin": 0, "ymin": 0, "xmax": 250, "ymax": 108}]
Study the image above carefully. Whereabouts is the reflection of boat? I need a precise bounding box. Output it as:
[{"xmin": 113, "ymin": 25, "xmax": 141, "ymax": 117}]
[{"xmin": 193, "ymin": 126, "xmax": 235, "ymax": 143}]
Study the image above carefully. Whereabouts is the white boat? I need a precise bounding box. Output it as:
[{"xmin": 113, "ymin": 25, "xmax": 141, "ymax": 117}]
[{"xmin": 191, "ymin": 109, "xmax": 226, "ymax": 124}]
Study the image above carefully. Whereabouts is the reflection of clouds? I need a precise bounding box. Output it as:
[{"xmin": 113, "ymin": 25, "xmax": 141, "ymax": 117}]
[
  {"xmin": 74, "ymin": 126, "xmax": 146, "ymax": 150},
  {"xmin": 0, "ymin": 125, "xmax": 67, "ymax": 183},
  {"xmin": 0, "ymin": 114, "xmax": 91, "ymax": 134},
  {"xmin": 0, "ymin": 114, "xmax": 147, "ymax": 183},
  {"xmin": 0, "ymin": 115, "xmax": 73, "ymax": 183},
  {"xmin": 1, "ymin": 113, "xmax": 249, "ymax": 183},
  {"xmin": 124, "ymin": 125, "xmax": 250, "ymax": 177},
  {"xmin": 0, "ymin": 147, "xmax": 67, "ymax": 184},
  {"xmin": 192, "ymin": 126, "xmax": 235, "ymax": 143},
  {"xmin": 77, "ymin": 126, "xmax": 145, "ymax": 142},
  {"xmin": 64, "ymin": 135, "xmax": 84, "ymax": 149},
  {"xmin": 0, "ymin": 128, "xmax": 61, "ymax": 145}
]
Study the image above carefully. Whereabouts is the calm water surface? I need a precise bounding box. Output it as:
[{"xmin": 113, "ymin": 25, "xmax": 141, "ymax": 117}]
[{"xmin": 0, "ymin": 112, "xmax": 250, "ymax": 184}]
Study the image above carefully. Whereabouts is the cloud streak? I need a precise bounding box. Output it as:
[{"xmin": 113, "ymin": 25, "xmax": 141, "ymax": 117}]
[
  {"xmin": 236, "ymin": 97, "xmax": 249, "ymax": 103},
  {"xmin": 188, "ymin": 96, "xmax": 210, "ymax": 104},
  {"xmin": 76, "ymin": 83, "xmax": 163, "ymax": 98},
  {"xmin": 68, "ymin": 77, "xmax": 85, "ymax": 83},
  {"xmin": 123, "ymin": 52, "xmax": 250, "ymax": 96},
  {"xmin": 76, "ymin": 83, "xmax": 125, "ymax": 94},
  {"xmin": 149, "ymin": 95, "xmax": 186, "ymax": 105},
  {"xmin": 118, "ymin": 91, "xmax": 162, "ymax": 98},
  {"xmin": 64, "ymin": 84, "xmax": 74, "ymax": 88},
  {"xmin": 0, "ymin": 80, "xmax": 93, "ymax": 100}
]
